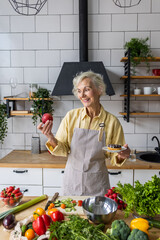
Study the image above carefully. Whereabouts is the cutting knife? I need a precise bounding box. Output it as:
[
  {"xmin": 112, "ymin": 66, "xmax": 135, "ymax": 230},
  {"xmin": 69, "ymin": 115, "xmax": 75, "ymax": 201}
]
[{"xmin": 45, "ymin": 192, "xmax": 59, "ymax": 211}]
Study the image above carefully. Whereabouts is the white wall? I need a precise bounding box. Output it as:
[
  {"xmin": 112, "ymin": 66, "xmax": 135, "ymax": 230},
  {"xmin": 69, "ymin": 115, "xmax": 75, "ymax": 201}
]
[{"xmin": 0, "ymin": 0, "xmax": 160, "ymax": 158}]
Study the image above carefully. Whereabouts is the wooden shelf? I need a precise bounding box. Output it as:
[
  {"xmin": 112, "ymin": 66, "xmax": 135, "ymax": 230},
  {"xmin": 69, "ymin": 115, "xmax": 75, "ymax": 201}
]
[
  {"xmin": 120, "ymin": 57, "xmax": 160, "ymax": 62},
  {"xmin": 120, "ymin": 112, "xmax": 160, "ymax": 116},
  {"xmin": 121, "ymin": 76, "xmax": 160, "ymax": 79},
  {"xmin": 3, "ymin": 97, "xmax": 53, "ymax": 100},
  {"xmin": 120, "ymin": 94, "xmax": 160, "ymax": 97}
]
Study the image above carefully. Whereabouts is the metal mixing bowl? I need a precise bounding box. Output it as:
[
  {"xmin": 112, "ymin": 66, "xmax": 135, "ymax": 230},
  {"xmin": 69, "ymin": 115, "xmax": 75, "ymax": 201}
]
[{"xmin": 82, "ymin": 196, "xmax": 118, "ymax": 224}]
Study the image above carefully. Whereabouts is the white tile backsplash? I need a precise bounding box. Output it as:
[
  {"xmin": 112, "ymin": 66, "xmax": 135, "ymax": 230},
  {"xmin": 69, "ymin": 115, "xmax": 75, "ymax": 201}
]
[
  {"xmin": 0, "ymin": 34, "xmax": 23, "ymax": 50},
  {"xmin": 11, "ymin": 51, "xmax": 35, "ymax": 67},
  {"xmin": 112, "ymin": 14, "xmax": 137, "ymax": 31},
  {"xmin": 135, "ymin": 118, "xmax": 159, "ymax": 133},
  {"xmin": 24, "ymin": 33, "xmax": 48, "ymax": 50},
  {"xmin": 1, "ymin": 0, "xmax": 160, "ymax": 156},
  {"xmin": 36, "ymin": 16, "xmax": 60, "ymax": 32},
  {"xmin": 36, "ymin": 51, "xmax": 60, "ymax": 67},
  {"xmin": 11, "ymin": 16, "xmax": 35, "ymax": 32},
  {"xmin": 99, "ymin": 32, "xmax": 124, "ymax": 49},
  {"xmin": 0, "ymin": 16, "xmax": 10, "ymax": 32},
  {"xmin": 49, "ymin": 33, "xmax": 73, "ymax": 50}
]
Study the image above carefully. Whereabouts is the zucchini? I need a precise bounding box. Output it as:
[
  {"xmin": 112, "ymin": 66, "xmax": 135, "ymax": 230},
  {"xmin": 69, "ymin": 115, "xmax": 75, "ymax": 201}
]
[{"xmin": 146, "ymin": 218, "xmax": 160, "ymax": 229}]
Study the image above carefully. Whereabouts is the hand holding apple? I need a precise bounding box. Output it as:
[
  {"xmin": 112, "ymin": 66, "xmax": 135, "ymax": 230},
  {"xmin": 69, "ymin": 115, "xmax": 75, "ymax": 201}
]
[{"xmin": 41, "ymin": 113, "xmax": 53, "ymax": 124}]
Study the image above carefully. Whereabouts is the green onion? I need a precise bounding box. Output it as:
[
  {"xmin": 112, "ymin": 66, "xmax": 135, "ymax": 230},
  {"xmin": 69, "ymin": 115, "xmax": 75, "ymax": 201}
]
[{"xmin": 0, "ymin": 194, "xmax": 48, "ymax": 221}]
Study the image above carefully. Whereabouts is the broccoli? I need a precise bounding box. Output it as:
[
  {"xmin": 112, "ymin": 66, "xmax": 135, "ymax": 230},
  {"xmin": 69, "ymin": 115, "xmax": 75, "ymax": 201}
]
[
  {"xmin": 107, "ymin": 220, "xmax": 130, "ymax": 240},
  {"xmin": 127, "ymin": 228, "xmax": 149, "ymax": 240}
]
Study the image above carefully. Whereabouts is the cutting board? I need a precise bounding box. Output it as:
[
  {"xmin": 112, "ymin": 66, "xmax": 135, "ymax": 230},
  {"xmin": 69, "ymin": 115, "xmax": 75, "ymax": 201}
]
[{"xmin": 0, "ymin": 196, "xmax": 88, "ymax": 239}]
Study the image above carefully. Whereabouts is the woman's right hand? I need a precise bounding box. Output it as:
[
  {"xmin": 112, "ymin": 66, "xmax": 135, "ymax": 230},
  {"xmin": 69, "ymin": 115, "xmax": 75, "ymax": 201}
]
[
  {"xmin": 37, "ymin": 120, "xmax": 53, "ymax": 138},
  {"xmin": 37, "ymin": 120, "xmax": 57, "ymax": 147}
]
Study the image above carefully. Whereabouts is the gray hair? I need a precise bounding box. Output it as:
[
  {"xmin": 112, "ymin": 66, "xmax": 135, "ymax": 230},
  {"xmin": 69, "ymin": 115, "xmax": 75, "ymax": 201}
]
[{"xmin": 72, "ymin": 70, "xmax": 107, "ymax": 97}]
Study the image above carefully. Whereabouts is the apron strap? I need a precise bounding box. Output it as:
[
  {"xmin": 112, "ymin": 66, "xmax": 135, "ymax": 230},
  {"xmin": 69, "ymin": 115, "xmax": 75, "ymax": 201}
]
[{"xmin": 98, "ymin": 113, "xmax": 108, "ymax": 142}]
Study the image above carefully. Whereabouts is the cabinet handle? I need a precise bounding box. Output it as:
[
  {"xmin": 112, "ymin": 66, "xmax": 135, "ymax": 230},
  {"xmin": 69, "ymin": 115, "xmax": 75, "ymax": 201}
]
[
  {"xmin": 108, "ymin": 171, "xmax": 121, "ymax": 175},
  {"xmin": 23, "ymin": 189, "xmax": 28, "ymax": 192},
  {"xmin": 61, "ymin": 170, "xmax": 64, "ymax": 174},
  {"xmin": 13, "ymin": 170, "xmax": 28, "ymax": 174}
]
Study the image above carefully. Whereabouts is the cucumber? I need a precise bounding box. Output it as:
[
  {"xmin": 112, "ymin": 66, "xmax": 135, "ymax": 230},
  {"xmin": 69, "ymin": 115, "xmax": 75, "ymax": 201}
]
[{"xmin": 146, "ymin": 218, "xmax": 160, "ymax": 229}]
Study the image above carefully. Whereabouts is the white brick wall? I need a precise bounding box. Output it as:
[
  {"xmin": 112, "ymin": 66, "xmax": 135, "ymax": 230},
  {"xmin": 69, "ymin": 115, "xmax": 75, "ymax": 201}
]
[{"xmin": 0, "ymin": 0, "xmax": 160, "ymax": 156}]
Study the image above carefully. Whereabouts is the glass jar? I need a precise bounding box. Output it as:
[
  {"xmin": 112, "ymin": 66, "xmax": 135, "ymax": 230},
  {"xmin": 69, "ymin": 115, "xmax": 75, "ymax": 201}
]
[{"xmin": 29, "ymin": 84, "xmax": 38, "ymax": 98}]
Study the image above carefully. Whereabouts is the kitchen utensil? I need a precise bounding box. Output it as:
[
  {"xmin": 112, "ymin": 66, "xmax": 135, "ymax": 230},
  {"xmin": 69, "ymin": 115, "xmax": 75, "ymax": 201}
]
[
  {"xmin": 143, "ymin": 87, "xmax": 156, "ymax": 95},
  {"xmin": 134, "ymin": 88, "xmax": 141, "ymax": 95},
  {"xmin": 82, "ymin": 196, "xmax": 117, "ymax": 224},
  {"xmin": 44, "ymin": 192, "xmax": 59, "ymax": 211}
]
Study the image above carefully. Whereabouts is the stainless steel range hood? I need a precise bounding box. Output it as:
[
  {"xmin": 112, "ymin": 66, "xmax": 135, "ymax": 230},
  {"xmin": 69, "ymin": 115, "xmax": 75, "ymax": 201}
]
[{"xmin": 52, "ymin": 0, "xmax": 115, "ymax": 96}]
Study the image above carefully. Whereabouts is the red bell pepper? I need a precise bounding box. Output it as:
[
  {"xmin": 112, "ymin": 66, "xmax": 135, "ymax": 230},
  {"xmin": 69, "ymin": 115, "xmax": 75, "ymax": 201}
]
[
  {"xmin": 32, "ymin": 214, "xmax": 52, "ymax": 236},
  {"xmin": 78, "ymin": 200, "xmax": 83, "ymax": 206},
  {"xmin": 51, "ymin": 210, "xmax": 64, "ymax": 222}
]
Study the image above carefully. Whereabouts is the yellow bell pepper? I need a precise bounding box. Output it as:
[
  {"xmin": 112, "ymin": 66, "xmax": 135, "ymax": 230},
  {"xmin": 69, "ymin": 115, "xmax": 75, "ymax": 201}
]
[
  {"xmin": 33, "ymin": 207, "xmax": 46, "ymax": 220},
  {"xmin": 130, "ymin": 218, "xmax": 149, "ymax": 235}
]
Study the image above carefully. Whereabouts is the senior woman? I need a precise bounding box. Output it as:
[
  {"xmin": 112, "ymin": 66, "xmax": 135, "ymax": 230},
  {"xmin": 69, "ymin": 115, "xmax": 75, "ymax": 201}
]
[{"xmin": 37, "ymin": 71, "xmax": 130, "ymax": 196}]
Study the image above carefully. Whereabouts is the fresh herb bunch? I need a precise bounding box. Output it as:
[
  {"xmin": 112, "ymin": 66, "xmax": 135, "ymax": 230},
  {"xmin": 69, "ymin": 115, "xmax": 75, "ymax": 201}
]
[
  {"xmin": 124, "ymin": 37, "xmax": 153, "ymax": 75},
  {"xmin": 0, "ymin": 103, "xmax": 8, "ymax": 144},
  {"xmin": 49, "ymin": 215, "xmax": 117, "ymax": 240},
  {"xmin": 115, "ymin": 175, "xmax": 160, "ymax": 217},
  {"xmin": 30, "ymin": 87, "xmax": 54, "ymax": 125}
]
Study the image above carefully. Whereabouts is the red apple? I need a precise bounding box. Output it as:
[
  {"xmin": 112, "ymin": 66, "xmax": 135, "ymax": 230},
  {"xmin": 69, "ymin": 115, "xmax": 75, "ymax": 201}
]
[{"xmin": 42, "ymin": 113, "xmax": 53, "ymax": 124}]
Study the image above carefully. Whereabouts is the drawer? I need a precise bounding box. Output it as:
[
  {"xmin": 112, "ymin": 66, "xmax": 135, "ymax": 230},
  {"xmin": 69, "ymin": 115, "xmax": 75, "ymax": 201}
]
[
  {"xmin": 43, "ymin": 168, "xmax": 65, "ymax": 187},
  {"xmin": 108, "ymin": 169, "xmax": 133, "ymax": 187},
  {"xmin": 0, "ymin": 168, "xmax": 42, "ymax": 185},
  {"xmin": 0, "ymin": 185, "xmax": 43, "ymax": 196},
  {"xmin": 43, "ymin": 187, "xmax": 63, "ymax": 196}
]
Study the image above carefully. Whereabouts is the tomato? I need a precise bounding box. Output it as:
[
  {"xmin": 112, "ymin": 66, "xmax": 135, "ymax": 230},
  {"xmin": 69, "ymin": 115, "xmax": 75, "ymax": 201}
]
[
  {"xmin": 78, "ymin": 200, "xmax": 83, "ymax": 206},
  {"xmin": 24, "ymin": 229, "xmax": 35, "ymax": 240},
  {"xmin": 48, "ymin": 208, "xmax": 58, "ymax": 216},
  {"xmin": 51, "ymin": 210, "xmax": 64, "ymax": 222},
  {"xmin": 42, "ymin": 113, "xmax": 53, "ymax": 124},
  {"xmin": 61, "ymin": 203, "xmax": 66, "ymax": 209}
]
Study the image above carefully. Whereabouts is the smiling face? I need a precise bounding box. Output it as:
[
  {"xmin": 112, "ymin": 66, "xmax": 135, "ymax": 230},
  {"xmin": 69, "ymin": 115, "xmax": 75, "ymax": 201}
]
[{"xmin": 77, "ymin": 77, "xmax": 101, "ymax": 111}]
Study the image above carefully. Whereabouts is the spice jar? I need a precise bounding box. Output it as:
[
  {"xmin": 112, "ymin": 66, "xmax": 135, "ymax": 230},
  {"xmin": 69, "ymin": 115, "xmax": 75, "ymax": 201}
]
[{"xmin": 29, "ymin": 84, "xmax": 38, "ymax": 98}]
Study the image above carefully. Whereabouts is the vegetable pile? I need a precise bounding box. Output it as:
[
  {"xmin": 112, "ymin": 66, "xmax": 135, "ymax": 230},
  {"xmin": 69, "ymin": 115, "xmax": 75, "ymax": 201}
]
[
  {"xmin": 51, "ymin": 198, "xmax": 83, "ymax": 212},
  {"xmin": 0, "ymin": 186, "xmax": 23, "ymax": 207},
  {"xmin": 115, "ymin": 175, "xmax": 160, "ymax": 217},
  {"xmin": 104, "ymin": 187, "xmax": 127, "ymax": 210}
]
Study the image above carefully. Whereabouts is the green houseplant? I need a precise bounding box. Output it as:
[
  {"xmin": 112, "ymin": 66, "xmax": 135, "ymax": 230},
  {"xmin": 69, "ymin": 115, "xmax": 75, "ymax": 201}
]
[
  {"xmin": 0, "ymin": 103, "xmax": 8, "ymax": 144},
  {"xmin": 30, "ymin": 87, "xmax": 54, "ymax": 125},
  {"xmin": 124, "ymin": 37, "xmax": 153, "ymax": 75}
]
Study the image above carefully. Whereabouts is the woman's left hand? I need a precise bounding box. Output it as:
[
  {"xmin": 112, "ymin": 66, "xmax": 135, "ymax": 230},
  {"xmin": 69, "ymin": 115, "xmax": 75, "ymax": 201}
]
[{"xmin": 117, "ymin": 144, "xmax": 131, "ymax": 160}]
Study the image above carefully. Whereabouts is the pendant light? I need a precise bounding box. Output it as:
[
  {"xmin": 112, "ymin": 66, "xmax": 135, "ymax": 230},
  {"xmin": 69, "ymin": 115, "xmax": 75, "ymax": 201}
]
[
  {"xmin": 113, "ymin": 0, "xmax": 142, "ymax": 8},
  {"xmin": 8, "ymin": 0, "xmax": 47, "ymax": 16}
]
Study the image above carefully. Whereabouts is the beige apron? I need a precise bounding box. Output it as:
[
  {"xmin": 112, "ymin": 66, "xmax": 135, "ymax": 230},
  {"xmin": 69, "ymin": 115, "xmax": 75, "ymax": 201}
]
[{"xmin": 62, "ymin": 114, "xmax": 110, "ymax": 196}]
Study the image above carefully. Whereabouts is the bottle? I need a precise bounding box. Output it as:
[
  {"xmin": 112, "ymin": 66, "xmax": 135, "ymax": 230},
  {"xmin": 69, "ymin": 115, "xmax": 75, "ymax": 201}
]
[{"xmin": 29, "ymin": 84, "xmax": 38, "ymax": 98}]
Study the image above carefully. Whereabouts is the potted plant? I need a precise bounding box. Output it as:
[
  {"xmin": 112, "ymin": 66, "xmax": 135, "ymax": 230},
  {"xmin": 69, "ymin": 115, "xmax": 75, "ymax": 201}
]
[
  {"xmin": 0, "ymin": 103, "xmax": 8, "ymax": 144},
  {"xmin": 30, "ymin": 87, "xmax": 54, "ymax": 125},
  {"xmin": 124, "ymin": 37, "xmax": 153, "ymax": 75}
]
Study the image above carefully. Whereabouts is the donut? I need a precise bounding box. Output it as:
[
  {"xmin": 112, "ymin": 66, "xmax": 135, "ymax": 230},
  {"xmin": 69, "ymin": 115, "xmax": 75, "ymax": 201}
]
[{"xmin": 107, "ymin": 144, "xmax": 122, "ymax": 151}]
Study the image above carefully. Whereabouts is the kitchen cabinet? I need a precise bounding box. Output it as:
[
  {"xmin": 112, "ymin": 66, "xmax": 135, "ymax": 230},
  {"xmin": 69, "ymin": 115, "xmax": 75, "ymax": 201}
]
[
  {"xmin": 0, "ymin": 167, "xmax": 43, "ymax": 196},
  {"xmin": 3, "ymin": 97, "xmax": 53, "ymax": 118},
  {"xmin": 134, "ymin": 169, "xmax": 160, "ymax": 185},
  {"xmin": 43, "ymin": 168, "xmax": 65, "ymax": 196},
  {"xmin": 0, "ymin": 167, "xmax": 65, "ymax": 196},
  {"xmin": 108, "ymin": 169, "xmax": 133, "ymax": 187},
  {"xmin": 120, "ymin": 50, "xmax": 160, "ymax": 122}
]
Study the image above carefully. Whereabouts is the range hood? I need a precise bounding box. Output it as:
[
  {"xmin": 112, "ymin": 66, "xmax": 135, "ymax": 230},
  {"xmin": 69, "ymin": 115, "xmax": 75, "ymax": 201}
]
[{"xmin": 52, "ymin": 0, "xmax": 115, "ymax": 96}]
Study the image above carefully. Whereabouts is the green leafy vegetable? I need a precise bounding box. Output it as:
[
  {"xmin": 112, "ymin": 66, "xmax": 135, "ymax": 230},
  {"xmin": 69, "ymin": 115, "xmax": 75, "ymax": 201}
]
[
  {"xmin": 115, "ymin": 175, "xmax": 160, "ymax": 217},
  {"xmin": 49, "ymin": 215, "xmax": 118, "ymax": 240}
]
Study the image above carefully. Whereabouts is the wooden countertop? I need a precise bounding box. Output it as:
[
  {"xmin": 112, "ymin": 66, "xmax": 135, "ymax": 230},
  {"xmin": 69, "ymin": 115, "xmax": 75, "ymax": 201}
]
[
  {"xmin": 0, "ymin": 150, "xmax": 160, "ymax": 169},
  {"xmin": 0, "ymin": 196, "xmax": 159, "ymax": 240}
]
